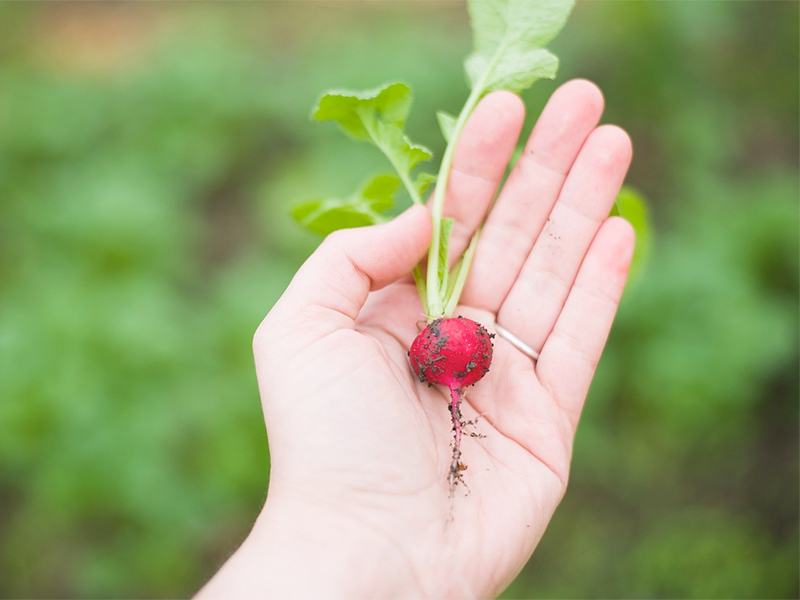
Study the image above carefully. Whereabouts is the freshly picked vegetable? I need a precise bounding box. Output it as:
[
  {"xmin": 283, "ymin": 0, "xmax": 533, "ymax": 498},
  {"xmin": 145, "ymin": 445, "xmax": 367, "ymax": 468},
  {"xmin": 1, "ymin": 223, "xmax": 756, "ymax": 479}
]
[{"xmin": 291, "ymin": 0, "xmax": 646, "ymax": 493}]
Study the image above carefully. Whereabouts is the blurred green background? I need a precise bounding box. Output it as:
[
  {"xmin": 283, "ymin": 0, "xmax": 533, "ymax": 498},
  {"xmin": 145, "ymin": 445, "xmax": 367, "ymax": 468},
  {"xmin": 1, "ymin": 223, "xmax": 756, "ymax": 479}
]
[{"xmin": 0, "ymin": 2, "xmax": 797, "ymax": 598}]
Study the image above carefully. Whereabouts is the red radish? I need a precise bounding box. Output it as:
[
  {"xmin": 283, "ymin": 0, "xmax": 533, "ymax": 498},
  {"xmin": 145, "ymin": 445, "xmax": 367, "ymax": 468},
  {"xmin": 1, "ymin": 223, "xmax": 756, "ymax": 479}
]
[{"xmin": 409, "ymin": 316, "xmax": 494, "ymax": 492}]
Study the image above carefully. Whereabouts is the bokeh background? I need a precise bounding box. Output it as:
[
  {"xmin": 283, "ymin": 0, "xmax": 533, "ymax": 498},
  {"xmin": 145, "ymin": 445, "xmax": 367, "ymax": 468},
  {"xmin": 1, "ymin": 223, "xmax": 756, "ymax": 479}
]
[{"xmin": 0, "ymin": 2, "xmax": 797, "ymax": 598}]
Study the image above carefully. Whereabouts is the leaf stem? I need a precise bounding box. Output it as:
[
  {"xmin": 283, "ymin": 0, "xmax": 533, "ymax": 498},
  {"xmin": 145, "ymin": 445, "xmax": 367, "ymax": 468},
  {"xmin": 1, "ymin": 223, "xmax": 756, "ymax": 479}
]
[
  {"xmin": 412, "ymin": 265, "xmax": 429, "ymax": 317},
  {"xmin": 425, "ymin": 84, "xmax": 484, "ymax": 317},
  {"xmin": 383, "ymin": 146, "xmax": 423, "ymax": 205},
  {"xmin": 443, "ymin": 226, "xmax": 481, "ymax": 316},
  {"xmin": 358, "ymin": 106, "xmax": 424, "ymax": 206},
  {"xmin": 424, "ymin": 44, "xmax": 506, "ymax": 317}
]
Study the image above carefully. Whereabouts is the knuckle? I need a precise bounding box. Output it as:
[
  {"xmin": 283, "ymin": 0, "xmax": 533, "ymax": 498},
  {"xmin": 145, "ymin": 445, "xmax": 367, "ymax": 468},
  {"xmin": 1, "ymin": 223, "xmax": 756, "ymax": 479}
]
[{"xmin": 321, "ymin": 228, "xmax": 352, "ymax": 251}]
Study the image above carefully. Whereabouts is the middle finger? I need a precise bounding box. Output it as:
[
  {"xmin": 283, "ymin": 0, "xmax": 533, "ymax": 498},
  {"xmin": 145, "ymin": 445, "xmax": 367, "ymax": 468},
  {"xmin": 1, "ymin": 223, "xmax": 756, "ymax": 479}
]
[
  {"xmin": 461, "ymin": 79, "xmax": 604, "ymax": 312},
  {"xmin": 497, "ymin": 124, "xmax": 633, "ymax": 356}
]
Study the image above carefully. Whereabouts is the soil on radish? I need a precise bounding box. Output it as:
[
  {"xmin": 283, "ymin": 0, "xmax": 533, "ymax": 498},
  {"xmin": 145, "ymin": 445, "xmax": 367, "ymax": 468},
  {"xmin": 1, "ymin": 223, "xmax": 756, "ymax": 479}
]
[{"xmin": 409, "ymin": 316, "xmax": 494, "ymax": 494}]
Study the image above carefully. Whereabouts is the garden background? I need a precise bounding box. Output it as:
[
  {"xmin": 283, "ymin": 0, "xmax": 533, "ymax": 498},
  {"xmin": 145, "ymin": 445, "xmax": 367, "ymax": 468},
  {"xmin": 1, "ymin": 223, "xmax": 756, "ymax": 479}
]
[{"xmin": 0, "ymin": 2, "xmax": 797, "ymax": 598}]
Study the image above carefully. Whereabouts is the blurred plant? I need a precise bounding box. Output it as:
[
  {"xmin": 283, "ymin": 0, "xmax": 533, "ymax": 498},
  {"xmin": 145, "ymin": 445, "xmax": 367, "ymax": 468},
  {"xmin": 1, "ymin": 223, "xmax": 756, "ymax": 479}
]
[{"xmin": 0, "ymin": 2, "xmax": 796, "ymax": 599}]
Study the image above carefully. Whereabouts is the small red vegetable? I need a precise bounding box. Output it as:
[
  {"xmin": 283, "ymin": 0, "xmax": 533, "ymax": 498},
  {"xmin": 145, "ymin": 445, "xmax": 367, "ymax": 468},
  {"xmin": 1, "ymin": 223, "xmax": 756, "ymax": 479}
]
[{"xmin": 409, "ymin": 316, "xmax": 493, "ymax": 492}]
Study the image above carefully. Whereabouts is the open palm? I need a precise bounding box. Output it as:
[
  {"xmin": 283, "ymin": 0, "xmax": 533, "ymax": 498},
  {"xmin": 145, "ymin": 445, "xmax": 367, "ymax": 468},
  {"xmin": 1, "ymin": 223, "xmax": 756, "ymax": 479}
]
[{"xmin": 200, "ymin": 80, "xmax": 633, "ymax": 600}]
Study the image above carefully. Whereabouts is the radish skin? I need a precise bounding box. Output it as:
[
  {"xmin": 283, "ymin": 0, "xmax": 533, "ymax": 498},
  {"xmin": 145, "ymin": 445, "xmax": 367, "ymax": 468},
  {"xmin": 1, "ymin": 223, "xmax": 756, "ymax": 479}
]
[{"xmin": 409, "ymin": 316, "xmax": 494, "ymax": 492}]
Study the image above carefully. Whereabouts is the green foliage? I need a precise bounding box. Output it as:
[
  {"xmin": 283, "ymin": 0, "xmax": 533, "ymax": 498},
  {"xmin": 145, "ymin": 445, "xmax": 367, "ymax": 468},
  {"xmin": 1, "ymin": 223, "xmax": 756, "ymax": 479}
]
[
  {"xmin": 437, "ymin": 217, "xmax": 456, "ymax": 299},
  {"xmin": 465, "ymin": 0, "xmax": 573, "ymax": 93},
  {"xmin": 436, "ymin": 110, "xmax": 457, "ymax": 143},
  {"xmin": 291, "ymin": 173, "xmax": 400, "ymax": 235},
  {"xmin": 312, "ymin": 82, "xmax": 432, "ymax": 204},
  {"xmin": 0, "ymin": 2, "xmax": 797, "ymax": 599},
  {"xmin": 625, "ymin": 510, "xmax": 796, "ymax": 598},
  {"xmin": 293, "ymin": 0, "xmax": 576, "ymax": 320},
  {"xmin": 611, "ymin": 185, "xmax": 652, "ymax": 280}
]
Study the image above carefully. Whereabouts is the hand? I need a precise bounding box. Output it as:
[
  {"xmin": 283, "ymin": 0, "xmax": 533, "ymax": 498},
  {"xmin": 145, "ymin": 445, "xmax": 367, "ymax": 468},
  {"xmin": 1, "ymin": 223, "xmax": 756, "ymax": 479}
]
[{"xmin": 197, "ymin": 79, "xmax": 634, "ymax": 599}]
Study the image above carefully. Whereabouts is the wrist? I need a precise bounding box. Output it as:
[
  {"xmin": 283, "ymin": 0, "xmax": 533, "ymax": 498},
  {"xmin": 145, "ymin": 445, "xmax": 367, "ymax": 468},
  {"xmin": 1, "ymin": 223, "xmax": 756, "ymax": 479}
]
[{"xmin": 197, "ymin": 491, "xmax": 424, "ymax": 599}]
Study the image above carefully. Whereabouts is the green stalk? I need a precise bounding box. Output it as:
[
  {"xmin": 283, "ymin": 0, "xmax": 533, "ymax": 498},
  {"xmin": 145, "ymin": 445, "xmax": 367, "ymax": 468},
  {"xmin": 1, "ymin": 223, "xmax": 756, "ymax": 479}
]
[
  {"xmin": 424, "ymin": 84, "xmax": 483, "ymax": 317},
  {"xmin": 383, "ymin": 147, "xmax": 423, "ymax": 205},
  {"xmin": 424, "ymin": 45, "xmax": 506, "ymax": 318},
  {"xmin": 443, "ymin": 226, "xmax": 481, "ymax": 316},
  {"xmin": 412, "ymin": 265, "xmax": 429, "ymax": 317},
  {"xmin": 358, "ymin": 107, "xmax": 424, "ymax": 206}
]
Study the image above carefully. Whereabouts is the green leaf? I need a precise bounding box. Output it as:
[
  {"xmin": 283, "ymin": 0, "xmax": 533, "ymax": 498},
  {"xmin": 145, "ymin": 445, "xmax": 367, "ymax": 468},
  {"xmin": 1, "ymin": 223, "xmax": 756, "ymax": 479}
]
[
  {"xmin": 465, "ymin": 0, "xmax": 575, "ymax": 94},
  {"xmin": 415, "ymin": 172, "xmax": 437, "ymax": 198},
  {"xmin": 291, "ymin": 174, "xmax": 400, "ymax": 236},
  {"xmin": 443, "ymin": 228, "xmax": 481, "ymax": 317},
  {"xmin": 437, "ymin": 218, "xmax": 455, "ymax": 297},
  {"xmin": 312, "ymin": 82, "xmax": 411, "ymax": 140},
  {"xmin": 401, "ymin": 136, "xmax": 434, "ymax": 174},
  {"xmin": 412, "ymin": 266, "xmax": 429, "ymax": 318},
  {"xmin": 291, "ymin": 203, "xmax": 378, "ymax": 236},
  {"xmin": 436, "ymin": 110, "xmax": 457, "ymax": 143},
  {"xmin": 610, "ymin": 185, "xmax": 652, "ymax": 281},
  {"xmin": 312, "ymin": 82, "xmax": 432, "ymax": 202},
  {"xmin": 465, "ymin": 48, "xmax": 559, "ymax": 94},
  {"xmin": 361, "ymin": 173, "xmax": 400, "ymax": 213}
]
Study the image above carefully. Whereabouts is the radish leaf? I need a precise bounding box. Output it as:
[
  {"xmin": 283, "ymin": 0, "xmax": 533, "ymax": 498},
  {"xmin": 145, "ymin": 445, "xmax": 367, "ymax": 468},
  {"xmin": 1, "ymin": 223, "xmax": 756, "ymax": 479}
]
[
  {"xmin": 312, "ymin": 82, "xmax": 432, "ymax": 204},
  {"xmin": 443, "ymin": 228, "xmax": 481, "ymax": 316},
  {"xmin": 611, "ymin": 185, "xmax": 652, "ymax": 281},
  {"xmin": 293, "ymin": 1, "xmax": 586, "ymax": 320},
  {"xmin": 464, "ymin": 0, "xmax": 574, "ymax": 94},
  {"xmin": 437, "ymin": 111, "xmax": 457, "ymax": 143},
  {"xmin": 437, "ymin": 218, "xmax": 455, "ymax": 297},
  {"xmin": 291, "ymin": 174, "xmax": 400, "ymax": 236},
  {"xmin": 416, "ymin": 172, "xmax": 437, "ymax": 198}
]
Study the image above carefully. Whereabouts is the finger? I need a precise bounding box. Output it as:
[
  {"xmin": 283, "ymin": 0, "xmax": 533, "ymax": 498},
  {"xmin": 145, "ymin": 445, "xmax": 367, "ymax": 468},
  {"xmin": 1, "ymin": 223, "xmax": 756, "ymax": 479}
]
[
  {"xmin": 536, "ymin": 217, "xmax": 635, "ymax": 428},
  {"xmin": 260, "ymin": 205, "xmax": 432, "ymax": 338},
  {"xmin": 462, "ymin": 79, "xmax": 604, "ymax": 311},
  {"xmin": 436, "ymin": 90, "xmax": 524, "ymax": 261},
  {"xmin": 497, "ymin": 124, "xmax": 632, "ymax": 354}
]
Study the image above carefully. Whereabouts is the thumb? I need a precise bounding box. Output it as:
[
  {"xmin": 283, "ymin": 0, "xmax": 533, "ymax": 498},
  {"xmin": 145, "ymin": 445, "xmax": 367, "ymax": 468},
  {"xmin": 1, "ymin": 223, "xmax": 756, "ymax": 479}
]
[{"xmin": 267, "ymin": 204, "xmax": 431, "ymax": 333}]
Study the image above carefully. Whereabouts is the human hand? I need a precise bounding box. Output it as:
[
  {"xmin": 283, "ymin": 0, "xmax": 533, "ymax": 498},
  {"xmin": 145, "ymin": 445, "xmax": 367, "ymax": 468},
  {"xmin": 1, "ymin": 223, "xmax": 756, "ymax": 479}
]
[{"xmin": 198, "ymin": 79, "xmax": 633, "ymax": 599}]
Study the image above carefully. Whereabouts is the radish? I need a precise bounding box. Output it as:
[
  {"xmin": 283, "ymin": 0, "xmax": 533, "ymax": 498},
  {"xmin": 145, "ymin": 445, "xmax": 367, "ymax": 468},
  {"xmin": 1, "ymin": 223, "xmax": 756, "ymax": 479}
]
[
  {"xmin": 292, "ymin": 0, "xmax": 577, "ymax": 492},
  {"xmin": 409, "ymin": 317, "xmax": 493, "ymax": 390},
  {"xmin": 409, "ymin": 316, "xmax": 494, "ymax": 490}
]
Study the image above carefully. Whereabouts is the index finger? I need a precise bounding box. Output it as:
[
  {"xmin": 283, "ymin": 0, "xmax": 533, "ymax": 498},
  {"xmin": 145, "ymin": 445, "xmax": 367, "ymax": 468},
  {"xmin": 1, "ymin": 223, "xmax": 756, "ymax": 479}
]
[{"xmin": 434, "ymin": 91, "xmax": 524, "ymax": 264}]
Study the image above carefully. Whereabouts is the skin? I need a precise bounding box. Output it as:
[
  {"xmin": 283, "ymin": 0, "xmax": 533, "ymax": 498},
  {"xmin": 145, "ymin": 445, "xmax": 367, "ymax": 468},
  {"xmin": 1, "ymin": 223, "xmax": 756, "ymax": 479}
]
[{"xmin": 197, "ymin": 79, "xmax": 634, "ymax": 599}]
